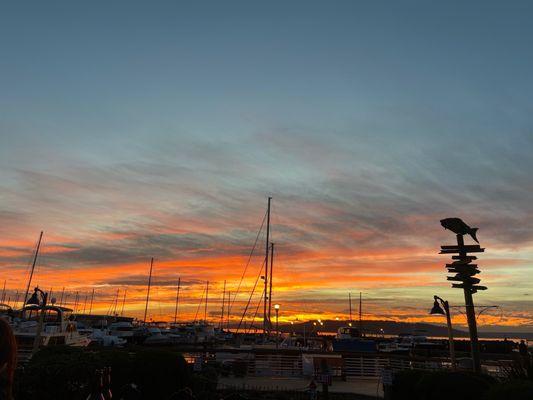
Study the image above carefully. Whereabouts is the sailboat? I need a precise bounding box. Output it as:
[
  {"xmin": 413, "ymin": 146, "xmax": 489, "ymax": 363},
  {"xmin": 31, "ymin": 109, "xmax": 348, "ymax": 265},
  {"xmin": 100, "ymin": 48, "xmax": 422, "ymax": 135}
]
[
  {"xmin": 13, "ymin": 233, "xmax": 91, "ymax": 355},
  {"xmin": 332, "ymin": 293, "xmax": 377, "ymax": 352}
]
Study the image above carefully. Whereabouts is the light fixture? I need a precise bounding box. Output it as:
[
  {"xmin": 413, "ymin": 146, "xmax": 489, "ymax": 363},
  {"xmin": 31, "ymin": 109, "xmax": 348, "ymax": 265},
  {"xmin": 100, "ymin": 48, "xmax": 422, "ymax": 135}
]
[{"xmin": 430, "ymin": 299, "xmax": 445, "ymax": 315}]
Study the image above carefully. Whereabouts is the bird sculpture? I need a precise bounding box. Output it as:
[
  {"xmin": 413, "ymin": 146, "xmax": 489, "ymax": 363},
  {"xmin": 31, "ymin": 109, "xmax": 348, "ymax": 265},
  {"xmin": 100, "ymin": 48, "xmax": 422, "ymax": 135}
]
[{"xmin": 440, "ymin": 218, "xmax": 479, "ymax": 243}]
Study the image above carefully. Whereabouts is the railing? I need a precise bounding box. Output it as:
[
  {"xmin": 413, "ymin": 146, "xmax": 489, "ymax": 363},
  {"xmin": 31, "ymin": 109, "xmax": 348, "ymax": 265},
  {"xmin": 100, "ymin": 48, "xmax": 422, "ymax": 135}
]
[
  {"xmin": 252, "ymin": 353, "xmax": 303, "ymax": 376},
  {"xmin": 205, "ymin": 349, "xmax": 517, "ymax": 379}
]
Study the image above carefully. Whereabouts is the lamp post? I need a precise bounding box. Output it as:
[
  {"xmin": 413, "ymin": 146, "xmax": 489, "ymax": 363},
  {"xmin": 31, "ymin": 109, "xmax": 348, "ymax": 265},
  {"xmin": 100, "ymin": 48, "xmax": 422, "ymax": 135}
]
[
  {"xmin": 430, "ymin": 295, "xmax": 456, "ymax": 369},
  {"xmin": 26, "ymin": 287, "xmax": 48, "ymax": 355},
  {"xmin": 274, "ymin": 304, "xmax": 280, "ymax": 348}
]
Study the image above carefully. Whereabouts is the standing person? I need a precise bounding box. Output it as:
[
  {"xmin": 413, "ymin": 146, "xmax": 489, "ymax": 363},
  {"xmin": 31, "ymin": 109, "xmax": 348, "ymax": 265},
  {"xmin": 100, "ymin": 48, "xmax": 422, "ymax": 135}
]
[
  {"xmin": 519, "ymin": 340, "xmax": 529, "ymax": 357},
  {"xmin": 0, "ymin": 317, "xmax": 17, "ymax": 400}
]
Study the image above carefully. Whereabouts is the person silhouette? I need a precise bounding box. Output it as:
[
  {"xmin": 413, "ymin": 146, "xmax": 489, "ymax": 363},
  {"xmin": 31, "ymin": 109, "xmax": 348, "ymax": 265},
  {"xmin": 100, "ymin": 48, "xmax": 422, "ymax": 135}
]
[
  {"xmin": 519, "ymin": 340, "xmax": 529, "ymax": 357},
  {"xmin": 0, "ymin": 317, "xmax": 17, "ymax": 400}
]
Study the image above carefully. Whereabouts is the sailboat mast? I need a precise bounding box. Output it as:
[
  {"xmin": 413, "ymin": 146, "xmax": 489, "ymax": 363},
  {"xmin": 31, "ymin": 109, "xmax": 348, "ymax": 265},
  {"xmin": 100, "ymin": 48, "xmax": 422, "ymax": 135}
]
[
  {"xmin": 263, "ymin": 196, "xmax": 271, "ymax": 336},
  {"xmin": 74, "ymin": 291, "xmax": 80, "ymax": 313},
  {"xmin": 174, "ymin": 277, "xmax": 181, "ymax": 324},
  {"xmin": 204, "ymin": 280, "xmax": 209, "ymax": 322},
  {"xmin": 120, "ymin": 289, "xmax": 127, "ymax": 316},
  {"xmin": 113, "ymin": 288, "xmax": 120, "ymax": 315},
  {"xmin": 89, "ymin": 288, "xmax": 95, "ymax": 314},
  {"xmin": 1, "ymin": 280, "xmax": 6, "ymax": 303},
  {"xmin": 59, "ymin": 287, "xmax": 65, "ymax": 307},
  {"xmin": 220, "ymin": 280, "xmax": 226, "ymax": 329},
  {"xmin": 349, "ymin": 293, "xmax": 353, "ymax": 322},
  {"xmin": 359, "ymin": 291, "xmax": 363, "ymax": 333},
  {"xmin": 82, "ymin": 293, "xmax": 88, "ymax": 314},
  {"xmin": 143, "ymin": 257, "xmax": 154, "ymax": 323},
  {"xmin": 227, "ymin": 290, "xmax": 231, "ymax": 330},
  {"xmin": 268, "ymin": 242, "xmax": 274, "ymax": 332},
  {"xmin": 23, "ymin": 231, "xmax": 44, "ymax": 307}
]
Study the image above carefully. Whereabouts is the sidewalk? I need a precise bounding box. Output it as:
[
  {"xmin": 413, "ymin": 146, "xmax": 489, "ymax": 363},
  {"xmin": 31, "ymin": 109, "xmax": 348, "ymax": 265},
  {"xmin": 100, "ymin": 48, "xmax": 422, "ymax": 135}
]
[{"xmin": 219, "ymin": 376, "xmax": 383, "ymax": 398}]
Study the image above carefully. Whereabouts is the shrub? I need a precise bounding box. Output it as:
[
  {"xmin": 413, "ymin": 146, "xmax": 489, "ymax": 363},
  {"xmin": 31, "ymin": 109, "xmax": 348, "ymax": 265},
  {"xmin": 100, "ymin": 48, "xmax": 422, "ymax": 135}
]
[
  {"xmin": 484, "ymin": 380, "xmax": 533, "ymax": 400},
  {"xmin": 415, "ymin": 370, "xmax": 495, "ymax": 400},
  {"xmin": 17, "ymin": 346, "xmax": 191, "ymax": 400},
  {"xmin": 390, "ymin": 369, "xmax": 430, "ymax": 400}
]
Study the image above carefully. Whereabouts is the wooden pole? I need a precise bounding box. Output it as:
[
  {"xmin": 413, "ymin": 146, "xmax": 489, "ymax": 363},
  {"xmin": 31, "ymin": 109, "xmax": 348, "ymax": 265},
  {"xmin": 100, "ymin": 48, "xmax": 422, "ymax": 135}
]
[{"xmin": 457, "ymin": 234, "xmax": 481, "ymax": 373}]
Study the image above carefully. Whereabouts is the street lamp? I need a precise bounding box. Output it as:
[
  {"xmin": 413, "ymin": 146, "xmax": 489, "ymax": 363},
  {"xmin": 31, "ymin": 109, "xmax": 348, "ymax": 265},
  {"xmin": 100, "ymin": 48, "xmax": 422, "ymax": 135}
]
[
  {"xmin": 27, "ymin": 287, "xmax": 48, "ymax": 355},
  {"xmin": 274, "ymin": 304, "xmax": 280, "ymax": 348},
  {"xmin": 430, "ymin": 295, "xmax": 456, "ymax": 369}
]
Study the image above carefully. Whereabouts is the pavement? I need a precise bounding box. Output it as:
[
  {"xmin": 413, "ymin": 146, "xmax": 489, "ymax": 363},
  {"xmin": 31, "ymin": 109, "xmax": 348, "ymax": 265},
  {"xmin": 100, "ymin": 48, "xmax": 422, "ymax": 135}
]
[{"xmin": 218, "ymin": 376, "xmax": 383, "ymax": 398}]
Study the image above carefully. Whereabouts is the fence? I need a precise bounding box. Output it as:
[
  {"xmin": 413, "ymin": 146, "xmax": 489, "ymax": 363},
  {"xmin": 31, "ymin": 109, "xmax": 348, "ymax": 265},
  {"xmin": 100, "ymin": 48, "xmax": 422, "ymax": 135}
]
[{"xmin": 206, "ymin": 349, "xmax": 516, "ymax": 379}]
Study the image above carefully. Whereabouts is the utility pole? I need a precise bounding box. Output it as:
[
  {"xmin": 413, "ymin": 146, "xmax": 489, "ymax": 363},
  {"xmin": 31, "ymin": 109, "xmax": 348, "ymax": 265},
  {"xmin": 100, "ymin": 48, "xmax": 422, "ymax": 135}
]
[
  {"xmin": 23, "ymin": 231, "xmax": 44, "ymax": 307},
  {"xmin": 143, "ymin": 258, "xmax": 154, "ymax": 323},
  {"xmin": 263, "ymin": 196, "xmax": 272, "ymax": 337}
]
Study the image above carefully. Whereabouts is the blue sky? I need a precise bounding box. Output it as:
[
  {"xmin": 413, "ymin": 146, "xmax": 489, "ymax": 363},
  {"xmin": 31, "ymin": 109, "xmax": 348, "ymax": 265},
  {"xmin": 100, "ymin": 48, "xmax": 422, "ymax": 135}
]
[{"xmin": 1, "ymin": 1, "xmax": 532, "ymax": 327}]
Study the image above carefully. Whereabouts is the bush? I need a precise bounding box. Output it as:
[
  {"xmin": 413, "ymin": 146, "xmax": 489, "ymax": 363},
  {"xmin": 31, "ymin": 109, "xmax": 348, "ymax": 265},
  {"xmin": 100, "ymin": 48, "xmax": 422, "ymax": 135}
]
[
  {"xmin": 17, "ymin": 346, "xmax": 191, "ymax": 400},
  {"xmin": 390, "ymin": 369, "xmax": 495, "ymax": 400},
  {"xmin": 415, "ymin": 371, "xmax": 494, "ymax": 400},
  {"xmin": 390, "ymin": 369, "xmax": 430, "ymax": 400},
  {"xmin": 484, "ymin": 380, "xmax": 533, "ymax": 400}
]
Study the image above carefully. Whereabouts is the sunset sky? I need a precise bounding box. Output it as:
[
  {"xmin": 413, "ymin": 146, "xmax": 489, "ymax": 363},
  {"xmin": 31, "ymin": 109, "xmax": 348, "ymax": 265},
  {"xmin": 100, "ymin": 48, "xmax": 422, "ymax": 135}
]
[{"xmin": 1, "ymin": 1, "xmax": 532, "ymax": 331}]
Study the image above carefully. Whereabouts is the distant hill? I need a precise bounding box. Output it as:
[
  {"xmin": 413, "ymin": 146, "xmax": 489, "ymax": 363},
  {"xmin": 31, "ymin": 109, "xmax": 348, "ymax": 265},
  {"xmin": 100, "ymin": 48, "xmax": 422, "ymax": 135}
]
[
  {"xmin": 277, "ymin": 319, "xmax": 468, "ymax": 338},
  {"xmin": 239, "ymin": 320, "xmax": 530, "ymax": 340}
]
